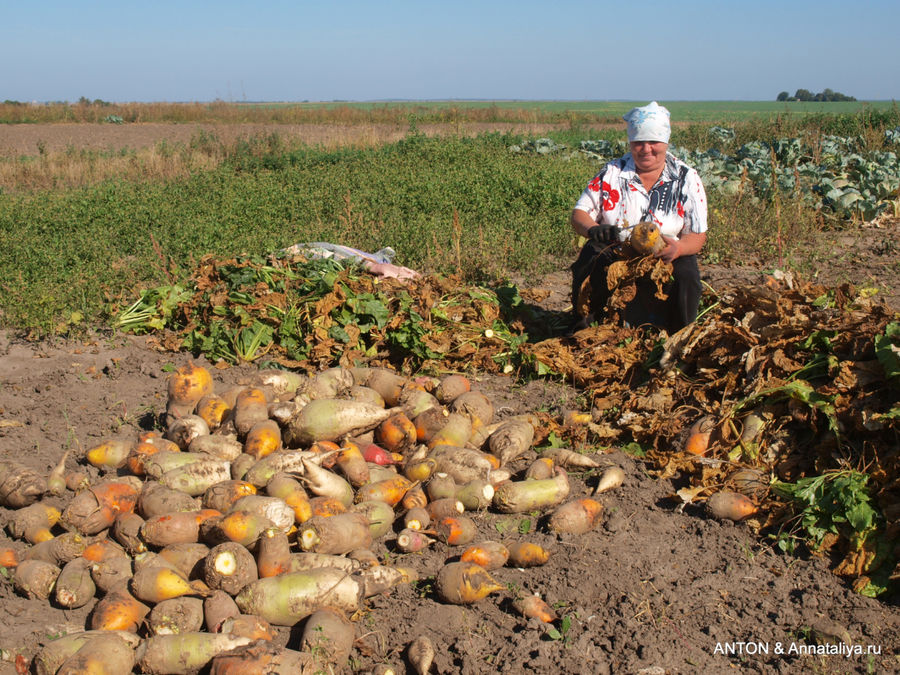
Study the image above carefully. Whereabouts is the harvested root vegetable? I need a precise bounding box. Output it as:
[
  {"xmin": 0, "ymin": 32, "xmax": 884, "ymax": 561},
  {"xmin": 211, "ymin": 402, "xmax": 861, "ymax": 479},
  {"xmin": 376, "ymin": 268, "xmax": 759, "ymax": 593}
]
[
  {"xmin": 362, "ymin": 442, "xmax": 398, "ymax": 466},
  {"xmin": 426, "ymin": 413, "xmax": 473, "ymax": 450},
  {"xmin": 90, "ymin": 553, "xmax": 134, "ymax": 594},
  {"xmin": 309, "ymin": 495, "xmax": 347, "ymax": 517},
  {"xmin": 363, "ymin": 368, "xmax": 408, "ymax": 406},
  {"xmin": 334, "ymin": 442, "xmax": 371, "ymax": 487},
  {"xmin": 160, "ymin": 459, "xmax": 233, "ymax": 496},
  {"xmin": 203, "ymin": 480, "xmax": 258, "ymax": 513},
  {"xmin": 707, "ymin": 491, "xmax": 758, "ymax": 521},
  {"xmin": 303, "ymin": 366, "xmax": 354, "ymax": 400},
  {"xmin": 7, "ymin": 502, "xmax": 61, "ymax": 540},
  {"xmin": 83, "ymin": 538, "xmax": 128, "ymax": 563},
  {"xmin": 435, "ymin": 561, "xmax": 503, "ymax": 605},
  {"xmin": 141, "ymin": 511, "xmax": 219, "ymax": 548},
  {"xmin": 404, "ymin": 457, "xmax": 437, "ymax": 483},
  {"xmin": 628, "ymin": 220, "xmax": 666, "ymax": 256},
  {"xmin": 455, "ymin": 479, "xmax": 495, "ymax": 511},
  {"xmin": 435, "ymin": 374, "xmax": 471, "ymax": 404},
  {"xmin": 203, "ymin": 542, "xmax": 259, "ymax": 595},
  {"xmin": 684, "ymin": 416, "xmax": 715, "ymax": 456},
  {"xmin": 425, "ymin": 473, "xmax": 457, "ymax": 502},
  {"xmin": 256, "ymin": 528, "xmax": 291, "ymax": 578},
  {"xmin": 55, "ymin": 557, "xmax": 96, "ymax": 608},
  {"xmin": 513, "ymin": 594, "xmax": 557, "ymax": 623},
  {"xmin": 729, "ymin": 468, "xmax": 769, "ymax": 498},
  {"xmin": 135, "ymin": 632, "xmax": 253, "ymax": 675},
  {"xmin": 285, "ymin": 398, "xmax": 399, "ymax": 446},
  {"xmin": 487, "ymin": 418, "xmax": 535, "ymax": 465},
  {"xmin": 244, "ymin": 419, "xmax": 283, "ymax": 459},
  {"xmin": 264, "ymin": 472, "xmax": 312, "ymax": 524},
  {"xmin": 355, "ymin": 475, "xmax": 412, "ymax": 506},
  {"xmin": 448, "ymin": 391, "xmax": 494, "ymax": 431},
  {"xmin": 435, "ymin": 515, "xmax": 477, "ymax": 546},
  {"xmin": 396, "ymin": 528, "xmax": 435, "ymax": 553},
  {"xmin": 233, "ymin": 388, "xmax": 270, "ymax": 438},
  {"xmin": 251, "ymin": 368, "xmax": 307, "ymax": 397},
  {"xmin": 525, "ymin": 457, "xmax": 555, "ymax": 480},
  {"xmin": 125, "ymin": 437, "xmax": 179, "ymax": 477},
  {"xmin": 55, "ymin": 632, "xmax": 137, "ymax": 675},
  {"xmin": 85, "ymin": 438, "xmax": 135, "ymax": 471},
  {"xmin": 138, "ymin": 482, "xmax": 199, "ymax": 519},
  {"xmin": 90, "ymin": 582, "xmax": 150, "ymax": 632},
  {"xmin": 167, "ymin": 361, "xmax": 214, "ymax": 408},
  {"xmin": 286, "ymin": 552, "xmax": 362, "ymax": 574},
  {"xmin": 23, "ymin": 531, "xmax": 87, "ymax": 566},
  {"xmin": 407, "ymin": 635, "xmax": 436, "ymax": 675},
  {"xmin": 299, "ymin": 457, "xmax": 354, "ymax": 506},
  {"xmin": 204, "ymin": 590, "xmax": 240, "ymax": 632},
  {"xmin": 235, "ymin": 568, "xmax": 363, "ymax": 626},
  {"xmin": 403, "ymin": 507, "xmax": 431, "ymax": 532},
  {"xmin": 158, "ymin": 542, "xmax": 212, "ymax": 579},
  {"xmin": 595, "ymin": 466, "xmax": 626, "ymax": 494},
  {"xmin": 201, "ymin": 510, "xmax": 275, "ymax": 549},
  {"xmin": 189, "ymin": 434, "xmax": 243, "ymax": 462},
  {"xmin": 166, "ymin": 415, "xmax": 211, "ymax": 451},
  {"xmin": 300, "ymin": 607, "xmax": 355, "ymax": 668},
  {"xmin": 219, "ymin": 614, "xmax": 275, "ymax": 641},
  {"xmin": 34, "ymin": 631, "xmax": 142, "ymax": 675},
  {"xmin": 298, "ymin": 513, "xmax": 373, "ymax": 555},
  {"xmin": 540, "ymin": 447, "xmax": 601, "ymax": 469},
  {"xmin": 431, "ymin": 445, "xmax": 493, "ymax": 484},
  {"xmin": 195, "ymin": 394, "xmax": 232, "ymax": 431},
  {"xmin": 460, "ymin": 541, "xmax": 509, "ymax": 570},
  {"xmin": 401, "ymin": 483, "xmax": 428, "ymax": 511},
  {"xmin": 0, "ymin": 460, "xmax": 47, "ymax": 507},
  {"xmin": 113, "ymin": 511, "xmax": 147, "ymax": 555},
  {"xmin": 426, "ymin": 497, "xmax": 465, "ymax": 521},
  {"xmin": 357, "ymin": 564, "xmax": 415, "ymax": 596},
  {"xmin": 351, "ymin": 500, "xmax": 396, "ymax": 539},
  {"xmin": 348, "ymin": 384, "xmax": 386, "ymax": 408},
  {"xmin": 47, "ymin": 451, "xmax": 70, "ymax": 496},
  {"xmin": 492, "ymin": 468, "xmax": 570, "ymax": 513},
  {"xmin": 0, "ymin": 546, "xmax": 20, "ymax": 569},
  {"xmin": 376, "ymin": 413, "xmax": 417, "ymax": 452},
  {"xmin": 230, "ymin": 495, "xmax": 294, "ymax": 533},
  {"xmin": 62, "ymin": 481, "xmax": 139, "ymax": 535},
  {"xmin": 506, "ymin": 541, "xmax": 551, "ymax": 567},
  {"xmin": 400, "ymin": 387, "xmax": 441, "ymax": 421},
  {"xmin": 147, "ymin": 596, "xmax": 205, "ymax": 636},
  {"xmin": 208, "ymin": 638, "xmax": 315, "ymax": 675},
  {"xmin": 548, "ymin": 498, "xmax": 604, "ymax": 534},
  {"xmin": 413, "ymin": 407, "xmax": 448, "ymax": 444},
  {"xmin": 14, "ymin": 558, "xmax": 60, "ymax": 599},
  {"xmin": 130, "ymin": 565, "xmax": 204, "ymax": 604}
]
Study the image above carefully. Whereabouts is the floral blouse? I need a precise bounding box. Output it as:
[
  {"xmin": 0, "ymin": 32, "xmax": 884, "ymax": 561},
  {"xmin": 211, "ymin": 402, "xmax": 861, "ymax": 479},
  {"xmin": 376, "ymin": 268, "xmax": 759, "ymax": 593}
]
[{"xmin": 573, "ymin": 153, "xmax": 708, "ymax": 240}]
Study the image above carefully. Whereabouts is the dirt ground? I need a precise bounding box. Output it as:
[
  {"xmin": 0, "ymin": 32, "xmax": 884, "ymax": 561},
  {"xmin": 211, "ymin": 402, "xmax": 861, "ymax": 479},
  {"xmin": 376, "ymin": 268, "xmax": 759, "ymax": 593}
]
[{"xmin": 0, "ymin": 124, "xmax": 898, "ymax": 673}]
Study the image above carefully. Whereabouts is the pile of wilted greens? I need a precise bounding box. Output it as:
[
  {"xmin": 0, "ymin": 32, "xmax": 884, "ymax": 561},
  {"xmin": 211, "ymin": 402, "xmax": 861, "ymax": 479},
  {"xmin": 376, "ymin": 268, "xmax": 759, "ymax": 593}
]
[{"xmin": 115, "ymin": 250, "xmax": 900, "ymax": 596}]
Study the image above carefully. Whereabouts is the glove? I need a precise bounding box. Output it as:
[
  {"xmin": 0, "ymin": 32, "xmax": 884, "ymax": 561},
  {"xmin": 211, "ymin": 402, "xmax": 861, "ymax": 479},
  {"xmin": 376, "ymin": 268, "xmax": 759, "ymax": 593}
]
[{"xmin": 587, "ymin": 224, "xmax": 620, "ymax": 245}]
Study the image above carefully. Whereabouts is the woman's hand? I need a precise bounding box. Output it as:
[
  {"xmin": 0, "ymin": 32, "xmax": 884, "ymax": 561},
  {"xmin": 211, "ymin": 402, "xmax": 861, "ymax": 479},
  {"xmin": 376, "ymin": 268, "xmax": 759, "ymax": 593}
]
[
  {"xmin": 656, "ymin": 235, "xmax": 682, "ymax": 263},
  {"xmin": 656, "ymin": 231, "xmax": 707, "ymax": 263}
]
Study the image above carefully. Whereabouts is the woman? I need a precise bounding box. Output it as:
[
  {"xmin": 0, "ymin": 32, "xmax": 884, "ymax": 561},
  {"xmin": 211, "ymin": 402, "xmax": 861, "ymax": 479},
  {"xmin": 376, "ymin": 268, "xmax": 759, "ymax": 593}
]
[{"xmin": 569, "ymin": 101, "xmax": 708, "ymax": 332}]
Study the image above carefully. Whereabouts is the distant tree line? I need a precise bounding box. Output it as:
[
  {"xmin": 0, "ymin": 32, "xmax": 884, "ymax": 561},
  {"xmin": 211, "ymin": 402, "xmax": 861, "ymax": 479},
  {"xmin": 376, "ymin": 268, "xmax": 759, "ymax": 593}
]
[{"xmin": 777, "ymin": 88, "xmax": 856, "ymax": 102}]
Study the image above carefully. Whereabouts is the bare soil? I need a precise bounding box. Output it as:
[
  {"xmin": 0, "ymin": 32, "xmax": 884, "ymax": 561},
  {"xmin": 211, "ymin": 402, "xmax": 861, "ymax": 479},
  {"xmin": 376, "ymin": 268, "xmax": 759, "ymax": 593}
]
[{"xmin": 0, "ymin": 123, "xmax": 898, "ymax": 674}]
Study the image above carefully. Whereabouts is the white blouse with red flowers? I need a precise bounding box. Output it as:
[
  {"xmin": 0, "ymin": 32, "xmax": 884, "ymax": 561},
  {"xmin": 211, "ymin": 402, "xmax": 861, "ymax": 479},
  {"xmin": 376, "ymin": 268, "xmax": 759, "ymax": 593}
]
[{"xmin": 573, "ymin": 152, "xmax": 708, "ymax": 240}]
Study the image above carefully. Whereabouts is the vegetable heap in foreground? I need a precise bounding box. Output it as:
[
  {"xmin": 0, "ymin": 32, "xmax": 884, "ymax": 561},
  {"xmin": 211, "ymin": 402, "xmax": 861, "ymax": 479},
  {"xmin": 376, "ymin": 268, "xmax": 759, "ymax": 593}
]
[{"xmin": 1, "ymin": 361, "xmax": 630, "ymax": 674}]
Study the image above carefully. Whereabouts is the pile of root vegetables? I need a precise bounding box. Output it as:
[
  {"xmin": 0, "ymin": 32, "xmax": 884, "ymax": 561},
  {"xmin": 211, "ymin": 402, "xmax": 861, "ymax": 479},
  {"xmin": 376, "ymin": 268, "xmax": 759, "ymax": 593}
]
[{"xmin": 0, "ymin": 362, "xmax": 625, "ymax": 675}]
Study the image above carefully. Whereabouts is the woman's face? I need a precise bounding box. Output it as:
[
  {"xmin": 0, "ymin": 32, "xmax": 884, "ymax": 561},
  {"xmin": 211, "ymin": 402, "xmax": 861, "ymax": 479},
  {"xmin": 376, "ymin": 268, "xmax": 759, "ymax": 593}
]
[{"xmin": 630, "ymin": 141, "xmax": 668, "ymax": 174}]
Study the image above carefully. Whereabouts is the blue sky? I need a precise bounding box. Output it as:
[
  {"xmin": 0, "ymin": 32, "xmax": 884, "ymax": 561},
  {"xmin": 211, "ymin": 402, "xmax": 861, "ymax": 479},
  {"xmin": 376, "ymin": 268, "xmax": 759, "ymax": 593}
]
[{"xmin": 4, "ymin": 0, "xmax": 898, "ymax": 103}]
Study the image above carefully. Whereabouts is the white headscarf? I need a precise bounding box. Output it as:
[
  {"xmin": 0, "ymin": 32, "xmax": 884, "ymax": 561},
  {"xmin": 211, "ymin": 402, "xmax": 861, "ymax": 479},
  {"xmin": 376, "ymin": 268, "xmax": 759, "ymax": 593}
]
[{"xmin": 623, "ymin": 101, "xmax": 671, "ymax": 143}]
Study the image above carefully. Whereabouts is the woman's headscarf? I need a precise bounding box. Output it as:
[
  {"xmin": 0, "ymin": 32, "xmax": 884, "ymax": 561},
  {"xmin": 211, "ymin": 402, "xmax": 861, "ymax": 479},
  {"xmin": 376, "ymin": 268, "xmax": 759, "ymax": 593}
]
[{"xmin": 623, "ymin": 101, "xmax": 671, "ymax": 143}]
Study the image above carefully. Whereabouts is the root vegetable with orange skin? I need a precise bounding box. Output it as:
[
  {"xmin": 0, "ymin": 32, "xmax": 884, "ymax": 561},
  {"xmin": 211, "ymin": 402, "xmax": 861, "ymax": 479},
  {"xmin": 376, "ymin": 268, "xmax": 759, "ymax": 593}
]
[
  {"xmin": 351, "ymin": 500, "xmax": 396, "ymax": 539},
  {"xmin": 308, "ymin": 495, "xmax": 348, "ymax": 517},
  {"xmin": 525, "ymin": 457, "xmax": 555, "ymax": 480},
  {"xmin": 300, "ymin": 607, "xmax": 356, "ymax": 668},
  {"xmin": 7, "ymin": 502, "xmax": 61, "ymax": 541},
  {"xmin": 229, "ymin": 495, "xmax": 294, "ymax": 533},
  {"xmin": 0, "ymin": 546, "xmax": 21, "ymax": 569},
  {"xmin": 147, "ymin": 596, "xmax": 205, "ymax": 636},
  {"xmin": 14, "ymin": 558, "xmax": 60, "ymax": 599},
  {"xmin": 233, "ymin": 387, "xmax": 270, "ymax": 438},
  {"xmin": 55, "ymin": 632, "xmax": 137, "ymax": 675},
  {"xmin": 376, "ymin": 413, "xmax": 417, "ymax": 453},
  {"xmin": 130, "ymin": 565, "xmax": 206, "ymax": 604},
  {"xmin": 707, "ymin": 491, "xmax": 758, "ymax": 521},
  {"xmin": 547, "ymin": 498, "xmax": 604, "ymax": 534},
  {"xmin": 684, "ymin": 416, "xmax": 715, "ymax": 456},
  {"xmin": 138, "ymin": 482, "xmax": 198, "ymax": 519},
  {"xmin": 244, "ymin": 419, "xmax": 283, "ymax": 460},
  {"xmin": 203, "ymin": 542, "xmax": 259, "ymax": 595},
  {"xmin": 209, "ymin": 641, "xmax": 315, "ymax": 675},
  {"xmin": 235, "ymin": 568, "xmax": 363, "ymax": 626},
  {"xmin": 435, "ymin": 375, "xmax": 471, "ymax": 404},
  {"xmin": 395, "ymin": 528, "xmax": 435, "ymax": 553},
  {"xmin": 505, "ymin": 541, "xmax": 551, "ymax": 567},
  {"xmin": 404, "ymin": 457, "xmax": 437, "ymax": 483},
  {"xmin": 513, "ymin": 594, "xmax": 557, "ymax": 623},
  {"xmin": 627, "ymin": 220, "xmax": 666, "ymax": 255},
  {"xmin": 334, "ymin": 441, "xmax": 371, "ymax": 488},
  {"xmin": 84, "ymin": 437, "xmax": 135, "ymax": 472},
  {"xmin": 125, "ymin": 436, "xmax": 181, "ymax": 476},
  {"xmin": 195, "ymin": 394, "xmax": 232, "ymax": 431},
  {"xmin": 401, "ymin": 483, "xmax": 428, "ymax": 511},
  {"xmin": 203, "ymin": 480, "xmax": 258, "ymax": 513},
  {"xmin": 492, "ymin": 468, "xmax": 570, "ymax": 514},
  {"xmin": 413, "ymin": 407, "xmax": 448, "ymax": 444},
  {"xmin": 435, "ymin": 561, "xmax": 503, "ymax": 605},
  {"xmin": 487, "ymin": 418, "xmax": 535, "ymax": 466},
  {"xmin": 355, "ymin": 475, "xmax": 412, "ymax": 506},
  {"xmin": 83, "ymin": 538, "xmax": 128, "ymax": 564},
  {"xmin": 167, "ymin": 361, "xmax": 214, "ymax": 409},
  {"xmin": 298, "ymin": 513, "xmax": 373, "ymax": 555},
  {"xmin": 0, "ymin": 460, "xmax": 47, "ymax": 507},
  {"xmin": 201, "ymin": 510, "xmax": 275, "ymax": 549},
  {"xmin": 135, "ymin": 632, "xmax": 254, "ymax": 675},
  {"xmin": 23, "ymin": 531, "xmax": 87, "ymax": 566},
  {"xmin": 264, "ymin": 472, "xmax": 312, "ymax": 523},
  {"xmin": 435, "ymin": 515, "xmax": 478, "ymax": 546},
  {"xmin": 256, "ymin": 528, "xmax": 291, "ymax": 578},
  {"xmin": 90, "ymin": 581, "xmax": 151, "ymax": 632},
  {"xmin": 460, "ymin": 541, "xmax": 510, "ymax": 570}
]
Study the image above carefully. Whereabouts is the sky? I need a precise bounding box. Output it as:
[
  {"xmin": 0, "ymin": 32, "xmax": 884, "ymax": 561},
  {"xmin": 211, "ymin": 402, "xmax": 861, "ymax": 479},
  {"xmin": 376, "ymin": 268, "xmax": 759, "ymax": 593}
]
[{"xmin": 4, "ymin": 0, "xmax": 899, "ymax": 103}]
